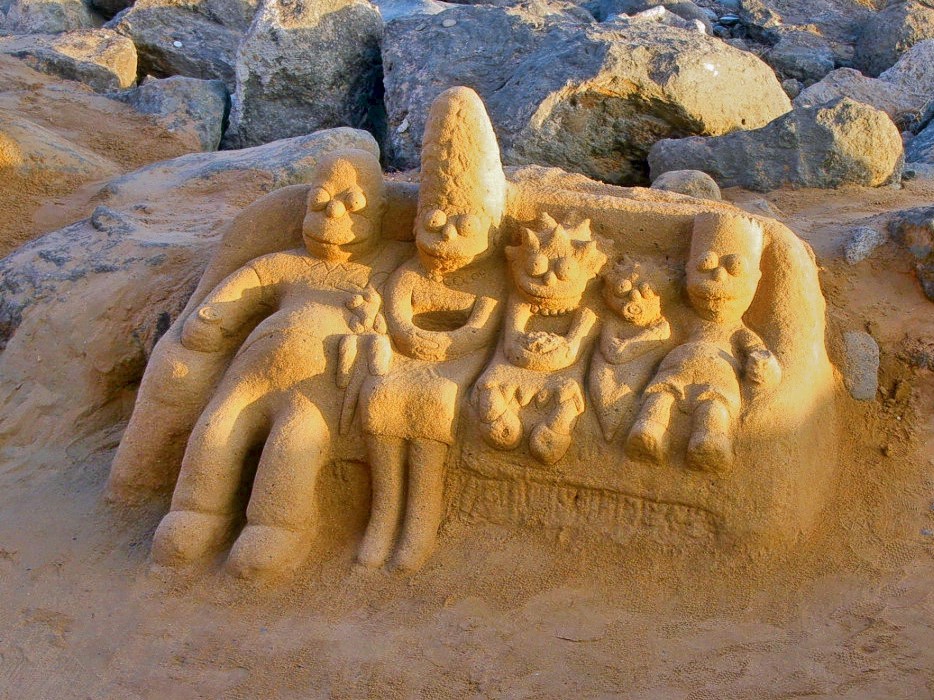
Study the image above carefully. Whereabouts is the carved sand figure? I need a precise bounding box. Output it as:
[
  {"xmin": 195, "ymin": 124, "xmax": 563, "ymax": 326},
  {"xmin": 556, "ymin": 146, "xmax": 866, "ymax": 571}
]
[
  {"xmin": 356, "ymin": 87, "xmax": 507, "ymax": 571},
  {"xmin": 625, "ymin": 213, "xmax": 782, "ymax": 472},
  {"xmin": 588, "ymin": 259, "xmax": 673, "ymax": 442},
  {"xmin": 151, "ymin": 149, "xmax": 401, "ymax": 579},
  {"xmin": 472, "ymin": 214, "xmax": 606, "ymax": 465}
]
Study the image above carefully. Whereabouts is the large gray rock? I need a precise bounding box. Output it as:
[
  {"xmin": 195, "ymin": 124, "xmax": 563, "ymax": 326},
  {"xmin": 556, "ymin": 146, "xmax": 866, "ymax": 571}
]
[
  {"xmin": 906, "ymin": 118, "xmax": 934, "ymax": 164},
  {"xmin": 796, "ymin": 39, "xmax": 934, "ymax": 132},
  {"xmin": 383, "ymin": 2, "xmax": 791, "ymax": 183},
  {"xmin": 222, "ymin": 0, "xmax": 382, "ymax": 149},
  {"xmin": 110, "ymin": 0, "xmax": 257, "ymax": 88},
  {"xmin": 111, "ymin": 75, "xmax": 228, "ymax": 150},
  {"xmin": 888, "ymin": 205, "xmax": 934, "ymax": 301},
  {"xmin": 0, "ymin": 29, "xmax": 136, "ymax": 91},
  {"xmin": 764, "ymin": 29, "xmax": 835, "ymax": 84},
  {"xmin": 649, "ymin": 98, "xmax": 904, "ymax": 191},
  {"xmin": 3, "ymin": 0, "xmax": 98, "ymax": 33},
  {"xmin": 591, "ymin": 0, "xmax": 712, "ymax": 29},
  {"xmin": 854, "ymin": 0, "xmax": 934, "ymax": 76}
]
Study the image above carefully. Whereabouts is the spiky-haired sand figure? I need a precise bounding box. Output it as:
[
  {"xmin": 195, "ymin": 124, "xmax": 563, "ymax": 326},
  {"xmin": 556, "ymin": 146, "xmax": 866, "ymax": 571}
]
[{"xmin": 473, "ymin": 214, "xmax": 607, "ymax": 466}]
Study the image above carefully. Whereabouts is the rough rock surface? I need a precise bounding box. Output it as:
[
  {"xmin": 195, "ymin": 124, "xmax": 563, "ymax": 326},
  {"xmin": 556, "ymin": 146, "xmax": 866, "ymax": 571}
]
[
  {"xmin": 649, "ymin": 98, "xmax": 904, "ymax": 191},
  {"xmin": 110, "ymin": 0, "xmax": 249, "ymax": 88},
  {"xmin": 592, "ymin": 0, "xmax": 712, "ymax": 29},
  {"xmin": 382, "ymin": 3, "xmax": 791, "ymax": 182},
  {"xmin": 888, "ymin": 204, "xmax": 934, "ymax": 301},
  {"xmin": 854, "ymin": 0, "xmax": 934, "ymax": 76},
  {"xmin": 0, "ymin": 108, "xmax": 118, "ymax": 178},
  {"xmin": 650, "ymin": 169, "xmax": 721, "ymax": 200},
  {"xmin": 764, "ymin": 29, "xmax": 835, "ymax": 84},
  {"xmin": 842, "ymin": 330, "xmax": 879, "ymax": 401},
  {"xmin": 0, "ymin": 29, "xmax": 136, "ymax": 91},
  {"xmin": 906, "ymin": 118, "xmax": 934, "ymax": 164},
  {"xmin": 111, "ymin": 75, "xmax": 228, "ymax": 151},
  {"xmin": 2, "ymin": 0, "xmax": 98, "ymax": 33},
  {"xmin": 222, "ymin": 0, "xmax": 382, "ymax": 149},
  {"xmin": 843, "ymin": 225, "xmax": 887, "ymax": 264}
]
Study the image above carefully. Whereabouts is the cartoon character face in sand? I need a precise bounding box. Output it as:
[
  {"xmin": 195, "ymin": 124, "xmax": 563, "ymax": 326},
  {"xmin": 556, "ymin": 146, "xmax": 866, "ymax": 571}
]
[{"xmin": 301, "ymin": 150, "xmax": 386, "ymax": 262}]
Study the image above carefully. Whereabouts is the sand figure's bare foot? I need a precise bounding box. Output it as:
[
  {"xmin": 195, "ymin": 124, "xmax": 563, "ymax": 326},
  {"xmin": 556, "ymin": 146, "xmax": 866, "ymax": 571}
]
[
  {"xmin": 686, "ymin": 431, "xmax": 733, "ymax": 472},
  {"xmin": 625, "ymin": 419, "xmax": 668, "ymax": 464},
  {"xmin": 529, "ymin": 423, "xmax": 571, "ymax": 465},
  {"xmin": 391, "ymin": 528, "xmax": 437, "ymax": 573},
  {"xmin": 151, "ymin": 510, "xmax": 234, "ymax": 566},
  {"xmin": 226, "ymin": 524, "xmax": 307, "ymax": 581},
  {"xmin": 357, "ymin": 525, "xmax": 396, "ymax": 569}
]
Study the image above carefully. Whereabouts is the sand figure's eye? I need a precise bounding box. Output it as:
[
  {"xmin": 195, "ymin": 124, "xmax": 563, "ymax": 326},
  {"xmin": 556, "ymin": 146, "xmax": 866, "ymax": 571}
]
[
  {"xmin": 722, "ymin": 254, "xmax": 743, "ymax": 276},
  {"xmin": 345, "ymin": 190, "xmax": 367, "ymax": 213},
  {"xmin": 554, "ymin": 256, "xmax": 577, "ymax": 281},
  {"xmin": 310, "ymin": 187, "xmax": 330, "ymax": 211},
  {"xmin": 698, "ymin": 250, "xmax": 719, "ymax": 272},
  {"xmin": 456, "ymin": 214, "xmax": 483, "ymax": 238},
  {"xmin": 527, "ymin": 253, "xmax": 549, "ymax": 277},
  {"xmin": 424, "ymin": 208, "xmax": 447, "ymax": 232}
]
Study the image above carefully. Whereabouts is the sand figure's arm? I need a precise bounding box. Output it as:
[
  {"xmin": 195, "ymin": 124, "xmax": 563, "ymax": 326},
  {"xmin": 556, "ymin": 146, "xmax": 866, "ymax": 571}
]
[
  {"xmin": 181, "ymin": 261, "xmax": 276, "ymax": 353},
  {"xmin": 602, "ymin": 318, "xmax": 671, "ymax": 365}
]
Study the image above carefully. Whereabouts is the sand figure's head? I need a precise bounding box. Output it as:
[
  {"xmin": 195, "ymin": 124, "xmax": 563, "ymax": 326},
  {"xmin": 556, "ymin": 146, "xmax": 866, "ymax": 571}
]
[
  {"xmin": 302, "ymin": 149, "xmax": 386, "ymax": 262},
  {"xmin": 415, "ymin": 87, "xmax": 506, "ymax": 275},
  {"xmin": 686, "ymin": 213, "xmax": 765, "ymax": 323},
  {"xmin": 602, "ymin": 259, "xmax": 663, "ymax": 328},
  {"xmin": 506, "ymin": 213, "xmax": 606, "ymax": 314}
]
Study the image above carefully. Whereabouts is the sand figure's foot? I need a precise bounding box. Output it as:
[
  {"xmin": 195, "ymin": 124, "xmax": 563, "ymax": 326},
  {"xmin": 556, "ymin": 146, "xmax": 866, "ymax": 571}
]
[
  {"xmin": 480, "ymin": 411, "xmax": 522, "ymax": 450},
  {"xmin": 391, "ymin": 527, "xmax": 437, "ymax": 573},
  {"xmin": 151, "ymin": 510, "xmax": 234, "ymax": 566},
  {"xmin": 625, "ymin": 419, "xmax": 668, "ymax": 464},
  {"xmin": 226, "ymin": 524, "xmax": 307, "ymax": 581},
  {"xmin": 357, "ymin": 525, "xmax": 396, "ymax": 569},
  {"xmin": 686, "ymin": 431, "xmax": 733, "ymax": 472},
  {"xmin": 529, "ymin": 423, "xmax": 571, "ymax": 465}
]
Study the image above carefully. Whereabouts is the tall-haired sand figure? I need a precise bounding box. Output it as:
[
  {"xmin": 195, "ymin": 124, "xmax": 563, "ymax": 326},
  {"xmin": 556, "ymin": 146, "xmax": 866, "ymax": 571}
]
[
  {"xmin": 150, "ymin": 149, "xmax": 403, "ymax": 579},
  {"xmin": 357, "ymin": 87, "xmax": 507, "ymax": 571}
]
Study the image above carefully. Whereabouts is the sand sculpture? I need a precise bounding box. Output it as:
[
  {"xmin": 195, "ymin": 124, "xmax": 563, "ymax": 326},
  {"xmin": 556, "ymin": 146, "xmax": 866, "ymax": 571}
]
[{"xmin": 107, "ymin": 87, "xmax": 841, "ymax": 580}]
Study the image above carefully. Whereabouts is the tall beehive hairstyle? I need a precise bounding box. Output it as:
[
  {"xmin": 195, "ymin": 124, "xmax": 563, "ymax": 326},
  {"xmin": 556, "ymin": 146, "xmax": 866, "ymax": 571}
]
[{"xmin": 419, "ymin": 87, "xmax": 506, "ymax": 226}]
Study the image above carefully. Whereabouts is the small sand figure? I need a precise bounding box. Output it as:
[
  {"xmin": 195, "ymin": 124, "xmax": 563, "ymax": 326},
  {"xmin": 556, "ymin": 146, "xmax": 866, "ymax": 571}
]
[
  {"xmin": 588, "ymin": 259, "xmax": 672, "ymax": 442},
  {"xmin": 150, "ymin": 149, "xmax": 400, "ymax": 579},
  {"xmin": 625, "ymin": 213, "xmax": 781, "ymax": 472},
  {"xmin": 473, "ymin": 214, "xmax": 606, "ymax": 465}
]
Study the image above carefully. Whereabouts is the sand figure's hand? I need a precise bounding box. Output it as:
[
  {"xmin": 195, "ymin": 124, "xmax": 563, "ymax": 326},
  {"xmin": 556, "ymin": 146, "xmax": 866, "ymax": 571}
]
[
  {"xmin": 346, "ymin": 284, "xmax": 385, "ymax": 334},
  {"xmin": 181, "ymin": 306, "xmax": 225, "ymax": 352},
  {"xmin": 746, "ymin": 349, "xmax": 781, "ymax": 387}
]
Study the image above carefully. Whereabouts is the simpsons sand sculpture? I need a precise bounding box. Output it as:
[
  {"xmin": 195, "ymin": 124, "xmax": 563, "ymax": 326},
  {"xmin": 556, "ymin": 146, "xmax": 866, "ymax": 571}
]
[{"xmin": 107, "ymin": 87, "xmax": 840, "ymax": 580}]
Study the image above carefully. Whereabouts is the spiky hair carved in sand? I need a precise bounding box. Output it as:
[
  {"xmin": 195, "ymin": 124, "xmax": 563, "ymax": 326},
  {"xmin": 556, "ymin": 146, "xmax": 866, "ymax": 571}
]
[{"xmin": 506, "ymin": 213, "xmax": 607, "ymax": 312}]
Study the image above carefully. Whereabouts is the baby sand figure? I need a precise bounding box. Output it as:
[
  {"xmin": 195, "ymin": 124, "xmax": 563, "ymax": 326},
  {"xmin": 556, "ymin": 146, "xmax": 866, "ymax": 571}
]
[
  {"xmin": 357, "ymin": 87, "xmax": 507, "ymax": 572},
  {"xmin": 473, "ymin": 214, "xmax": 606, "ymax": 465},
  {"xmin": 588, "ymin": 259, "xmax": 672, "ymax": 442},
  {"xmin": 151, "ymin": 149, "xmax": 403, "ymax": 579},
  {"xmin": 625, "ymin": 213, "xmax": 781, "ymax": 472}
]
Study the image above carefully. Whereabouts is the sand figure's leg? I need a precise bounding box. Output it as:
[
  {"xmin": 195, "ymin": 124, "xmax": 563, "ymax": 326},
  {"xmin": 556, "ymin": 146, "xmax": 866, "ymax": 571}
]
[
  {"xmin": 392, "ymin": 438, "xmax": 448, "ymax": 572},
  {"xmin": 475, "ymin": 382, "xmax": 522, "ymax": 450},
  {"xmin": 686, "ymin": 399, "xmax": 733, "ymax": 472},
  {"xmin": 227, "ymin": 399, "xmax": 330, "ymax": 580},
  {"xmin": 625, "ymin": 391, "xmax": 676, "ymax": 464},
  {"xmin": 357, "ymin": 434, "xmax": 407, "ymax": 568},
  {"xmin": 151, "ymin": 387, "xmax": 266, "ymax": 566},
  {"xmin": 529, "ymin": 381, "xmax": 583, "ymax": 465}
]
